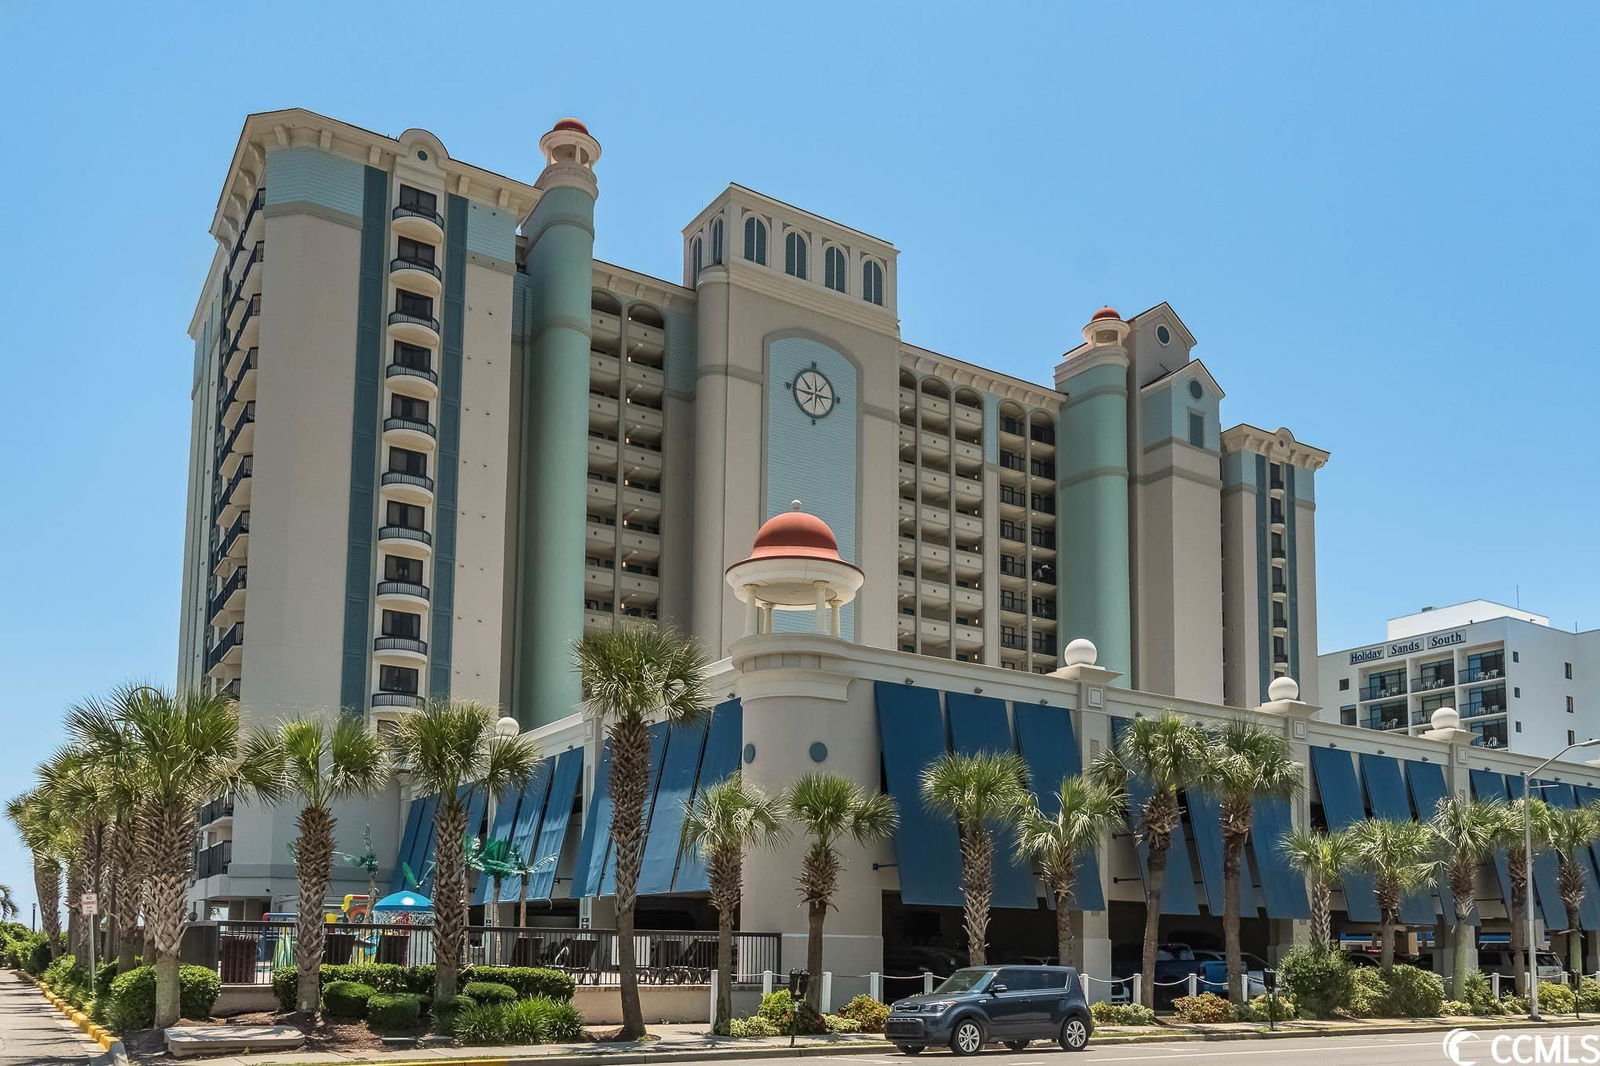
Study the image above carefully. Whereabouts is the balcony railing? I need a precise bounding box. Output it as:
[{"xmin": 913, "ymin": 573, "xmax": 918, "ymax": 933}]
[
  {"xmin": 215, "ymin": 455, "xmax": 254, "ymax": 511},
  {"xmin": 209, "ymin": 567, "xmax": 248, "ymax": 619},
  {"xmin": 393, "ymin": 203, "xmax": 445, "ymax": 229},
  {"xmin": 379, "ymin": 525, "xmax": 433, "ymax": 546},
  {"xmin": 381, "ymin": 470, "xmax": 435, "ymax": 493},
  {"xmin": 198, "ymin": 794, "xmax": 235, "ymax": 826},
  {"xmin": 388, "ymin": 309, "xmax": 441, "ymax": 335},
  {"xmin": 372, "ymin": 692, "xmax": 424, "ymax": 709},
  {"xmin": 1000, "ymin": 559, "xmax": 1026, "ymax": 578},
  {"xmin": 377, "ymin": 580, "xmax": 430, "ymax": 600},
  {"xmin": 1461, "ymin": 665, "xmax": 1506, "ymax": 684},
  {"xmin": 193, "ymin": 840, "xmax": 232, "ymax": 881},
  {"xmin": 1271, "ymin": 581, "xmax": 1288, "ymax": 594},
  {"xmin": 1364, "ymin": 716, "xmax": 1409, "ymax": 732},
  {"xmin": 386, "ymin": 362, "xmax": 438, "ymax": 386},
  {"xmin": 1031, "ymin": 599, "xmax": 1057, "ymax": 619},
  {"xmin": 384, "ymin": 416, "xmax": 437, "ymax": 439},
  {"xmin": 390, "ymin": 255, "xmax": 442, "ymax": 280},
  {"xmin": 375, "ymin": 636, "xmax": 428, "ymax": 655},
  {"xmin": 226, "ymin": 189, "xmax": 266, "ymax": 270},
  {"xmin": 1001, "ymin": 633, "xmax": 1026, "ymax": 650},
  {"xmin": 1413, "ymin": 674, "xmax": 1455, "ymax": 692},
  {"xmin": 1360, "ymin": 680, "xmax": 1407, "ymax": 701},
  {"xmin": 216, "ymin": 402, "xmax": 256, "ymax": 462},
  {"xmin": 999, "ymin": 452, "xmax": 1025, "ymax": 472},
  {"xmin": 205, "ymin": 623, "xmax": 243, "ymax": 671},
  {"xmin": 217, "ymin": 349, "xmax": 257, "ymax": 413},
  {"xmin": 213, "ymin": 512, "xmax": 250, "ymax": 566}
]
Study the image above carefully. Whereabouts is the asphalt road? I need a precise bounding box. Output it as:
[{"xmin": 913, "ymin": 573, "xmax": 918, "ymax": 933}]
[
  {"xmin": 715, "ymin": 1026, "xmax": 1600, "ymax": 1066},
  {"xmin": 0, "ymin": 975, "xmax": 101, "ymax": 1064}
]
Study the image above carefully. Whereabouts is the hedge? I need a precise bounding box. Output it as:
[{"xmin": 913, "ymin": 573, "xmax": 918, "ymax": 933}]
[
  {"xmin": 323, "ymin": 980, "xmax": 379, "ymax": 1019},
  {"xmin": 838, "ymin": 993, "xmax": 890, "ymax": 1033},
  {"xmin": 1090, "ymin": 1001, "xmax": 1156, "ymax": 1025},
  {"xmin": 269, "ymin": 963, "xmax": 574, "ymax": 1013},
  {"xmin": 105, "ymin": 965, "xmax": 221, "ymax": 1032},
  {"xmin": 454, "ymin": 996, "xmax": 584, "ymax": 1045},
  {"xmin": 367, "ymin": 992, "xmax": 424, "ymax": 1032},
  {"xmin": 1277, "ymin": 947, "xmax": 1355, "ymax": 1019},
  {"xmin": 1173, "ymin": 992, "xmax": 1235, "ymax": 1023},
  {"xmin": 462, "ymin": 981, "xmax": 519, "ymax": 1005}
]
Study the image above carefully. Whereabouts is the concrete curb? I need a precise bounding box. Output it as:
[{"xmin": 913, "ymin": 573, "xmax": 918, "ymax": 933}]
[{"xmin": 21, "ymin": 972, "xmax": 129, "ymax": 1062}]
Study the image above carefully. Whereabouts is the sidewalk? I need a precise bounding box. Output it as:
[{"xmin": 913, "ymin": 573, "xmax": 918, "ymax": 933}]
[{"xmin": 0, "ymin": 974, "xmax": 106, "ymax": 1065}]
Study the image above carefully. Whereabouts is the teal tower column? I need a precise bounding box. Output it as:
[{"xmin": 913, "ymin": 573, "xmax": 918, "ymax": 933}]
[
  {"xmin": 1056, "ymin": 308, "xmax": 1133, "ymax": 683},
  {"xmin": 514, "ymin": 119, "xmax": 602, "ymax": 728}
]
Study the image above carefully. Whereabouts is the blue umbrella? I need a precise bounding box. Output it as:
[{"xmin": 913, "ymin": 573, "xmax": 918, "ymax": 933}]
[{"xmin": 372, "ymin": 890, "xmax": 433, "ymax": 912}]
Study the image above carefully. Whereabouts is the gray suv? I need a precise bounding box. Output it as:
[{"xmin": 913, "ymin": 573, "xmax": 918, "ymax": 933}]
[{"xmin": 885, "ymin": 965, "xmax": 1093, "ymax": 1055}]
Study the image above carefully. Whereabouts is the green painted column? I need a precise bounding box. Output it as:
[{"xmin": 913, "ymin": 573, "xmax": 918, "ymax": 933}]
[
  {"xmin": 1057, "ymin": 358, "xmax": 1132, "ymax": 682},
  {"xmin": 514, "ymin": 183, "xmax": 597, "ymax": 728}
]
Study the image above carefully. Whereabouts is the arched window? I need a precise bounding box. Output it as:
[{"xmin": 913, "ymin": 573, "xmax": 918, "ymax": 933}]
[
  {"xmin": 784, "ymin": 232, "xmax": 808, "ymax": 279},
  {"xmin": 824, "ymin": 246, "xmax": 847, "ymax": 293},
  {"xmin": 743, "ymin": 217, "xmax": 767, "ymax": 265},
  {"xmin": 862, "ymin": 259, "xmax": 884, "ymax": 305},
  {"xmin": 710, "ymin": 219, "xmax": 724, "ymax": 265},
  {"xmin": 691, "ymin": 236, "xmax": 703, "ymax": 280}
]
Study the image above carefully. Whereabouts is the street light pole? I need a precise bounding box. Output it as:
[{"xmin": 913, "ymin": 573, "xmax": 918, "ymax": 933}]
[{"xmin": 1521, "ymin": 737, "xmax": 1600, "ymax": 1021}]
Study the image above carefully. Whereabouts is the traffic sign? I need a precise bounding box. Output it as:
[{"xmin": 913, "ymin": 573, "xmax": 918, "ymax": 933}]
[{"xmin": 80, "ymin": 892, "xmax": 98, "ymax": 916}]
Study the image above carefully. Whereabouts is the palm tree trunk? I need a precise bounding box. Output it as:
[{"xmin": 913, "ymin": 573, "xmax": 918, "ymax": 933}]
[
  {"xmin": 1311, "ymin": 881, "xmax": 1331, "ymax": 948},
  {"xmin": 294, "ymin": 805, "xmax": 335, "ymax": 1014},
  {"xmin": 1567, "ymin": 907, "xmax": 1584, "ymax": 983},
  {"xmin": 716, "ymin": 910, "xmax": 735, "ymax": 1032},
  {"xmin": 433, "ymin": 797, "xmax": 469, "ymax": 1004},
  {"xmin": 143, "ymin": 801, "xmax": 197, "ymax": 1029},
  {"xmin": 1052, "ymin": 878, "xmax": 1076, "ymax": 969},
  {"xmin": 1510, "ymin": 860, "xmax": 1529, "ymax": 994},
  {"xmin": 1380, "ymin": 909, "xmax": 1396, "ymax": 970},
  {"xmin": 65, "ymin": 860, "xmax": 84, "ymax": 968},
  {"xmin": 1454, "ymin": 923, "xmax": 1474, "ymax": 998},
  {"xmin": 34, "ymin": 856, "xmax": 61, "ymax": 957},
  {"xmin": 608, "ymin": 715, "xmax": 652, "ymax": 1039},
  {"xmin": 1141, "ymin": 843, "xmax": 1168, "ymax": 1009},
  {"xmin": 800, "ymin": 842, "xmax": 838, "ymax": 1011},
  {"xmin": 959, "ymin": 828, "xmax": 993, "ymax": 967},
  {"xmin": 1221, "ymin": 835, "xmax": 1244, "ymax": 1003},
  {"xmin": 805, "ymin": 900, "xmax": 827, "ymax": 1011},
  {"xmin": 517, "ymin": 878, "xmax": 531, "ymax": 930}
]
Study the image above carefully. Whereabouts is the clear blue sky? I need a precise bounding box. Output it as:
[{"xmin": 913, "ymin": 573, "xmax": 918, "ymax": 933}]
[{"xmin": 2, "ymin": 2, "xmax": 1596, "ymax": 921}]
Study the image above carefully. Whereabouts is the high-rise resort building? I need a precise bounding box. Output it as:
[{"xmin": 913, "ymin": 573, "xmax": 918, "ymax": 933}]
[
  {"xmin": 1319, "ymin": 600, "xmax": 1598, "ymax": 754},
  {"xmin": 183, "ymin": 109, "xmax": 1600, "ymax": 1004}
]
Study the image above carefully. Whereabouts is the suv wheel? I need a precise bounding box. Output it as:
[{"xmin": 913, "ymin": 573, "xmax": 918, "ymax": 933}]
[
  {"xmin": 951, "ymin": 1019, "xmax": 985, "ymax": 1056},
  {"xmin": 1060, "ymin": 1017, "xmax": 1090, "ymax": 1052}
]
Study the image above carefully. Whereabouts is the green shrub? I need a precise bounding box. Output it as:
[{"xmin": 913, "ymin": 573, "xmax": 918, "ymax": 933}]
[
  {"xmin": 1277, "ymin": 947, "xmax": 1355, "ymax": 1019},
  {"xmin": 728, "ymin": 1015, "xmax": 781, "ymax": 1037},
  {"xmin": 1348, "ymin": 967, "xmax": 1387, "ymax": 1017},
  {"xmin": 839, "ymin": 993, "xmax": 890, "ymax": 1032},
  {"xmin": 1237, "ymin": 994, "xmax": 1296, "ymax": 1022},
  {"xmin": 1578, "ymin": 978, "xmax": 1600, "ymax": 1013},
  {"xmin": 454, "ymin": 1001, "xmax": 509, "ymax": 1044},
  {"xmin": 1383, "ymin": 965, "xmax": 1445, "ymax": 1018},
  {"xmin": 271, "ymin": 967, "xmax": 298, "ymax": 1013},
  {"xmin": 44, "ymin": 954, "xmax": 85, "ymax": 990},
  {"xmin": 824, "ymin": 1014, "xmax": 862, "ymax": 1033},
  {"xmin": 1442, "ymin": 999, "xmax": 1473, "ymax": 1016},
  {"xmin": 467, "ymin": 965, "xmax": 575, "ymax": 1002},
  {"xmin": 323, "ymin": 980, "xmax": 379, "ymax": 1019},
  {"xmin": 104, "ymin": 965, "xmax": 221, "ymax": 1032},
  {"xmin": 432, "ymin": 994, "xmax": 478, "ymax": 1035},
  {"xmin": 10, "ymin": 934, "xmax": 53, "ymax": 975},
  {"xmin": 1090, "ymin": 1001, "xmax": 1157, "ymax": 1025},
  {"xmin": 322, "ymin": 963, "xmax": 411, "ymax": 994},
  {"xmin": 366, "ymin": 992, "xmax": 423, "ymax": 1033},
  {"xmin": 1538, "ymin": 981, "xmax": 1577, "ymax": 1014},
  {"xmin": 1501, "ymin": 993, "xmax": 1530, "ymax": 1015},
  {"xmin": 1462, "ymin": 971, "xmax": 1503, "ymax": 1016},
  {"xmin": 94, "ymin": 961, "xmax": 119, "ymax": 1000},
  {"xmin": 1173, "ymin": 992, "xmax": 1235, "ymax": 1023},
  {"xmin": 462, "ymin": 980, "xmax": 519, "ymax": 1005},
  {"xmin": 756, "ymin": 990, "xmax": 825, "ymax": 1033},
  {"xmin": 499, "ymin": 996, "xmax": 583, "ymax": 1042}
]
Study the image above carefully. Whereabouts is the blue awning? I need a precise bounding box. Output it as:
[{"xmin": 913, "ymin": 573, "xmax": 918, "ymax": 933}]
[
  {"xmin": 402, "ymin": 792, "xmax": 439, "ymax": 891},
  {"xmin": 1250, "ymin": 795, "xmax": 1309, "ymax": 920},
  {"xmin": 1013, "ymin": 701, "xmax": 1102, "ymax": 911},
  {"xmin": 1308, "ymin": 747, "xmax": 1380, "ymax": 922},
  {"xmin": 525, "ymin": 748, "xmax": 583, "ymax": 901},
  {"xmin": 599, "ymin": 722, "xmax": 669, "ymax": 896},
  {"xmin": 391, "ymin": 798, "xmax": 425, "ymax": 892},
  {"xmin": 1541, "ymin": 784, "xmax": 1600, "ymax": 931},
  {"xmin": 499, "ymin": 757, "xmax": 553, "ymax": 902},
  {"xmin": 1111, "ymin": 718, "xmax": 1199, "ymax": 915},
  {"xmin": 1521, "ymin": 776, "xmax": 1566, "ymax": 929},
  {"xmin": 420, "ymin": 786, "xmax": 482, "ymax": 895},
  {"xmin": 569, "ymin": 743, "xmax": 613, "ymax": 898},
  {"xmin": 1185, "ymin": 787, "xmax": 1262, "ymax": 917},
  {"xmin": 636, "ymin": 715, "xmax": 710, "ymax": 896},
  {"xmin": 945, "ymin": 693, "xmax": 1036, "ymax": 909},
  {"xmin": 876, "ymin": 682, "xmax": 963, "ymax": 907},
  {"xmin": 673, "ymin": 700, "xmax": 743, "ymax": 893},
  {"xmin": 1404, "ymin": 760, "xmax": 1464, "ymax": 923},
  {"xmin": 472, "ymin": 781, "xmax": 527, "ymax": 905},
  {"xmin": 1358, "ymin": 753, "xmax": 1437, "ymax": 925},
  {"xmin": 1470, "ymin": 769, "xmax": 1514, "ymax": 910}
]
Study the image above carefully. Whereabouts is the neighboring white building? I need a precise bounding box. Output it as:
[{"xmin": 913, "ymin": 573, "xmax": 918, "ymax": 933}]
[{"xmin": 1318, "ymin": 600, "xmax": 1599, "ymax": 754}]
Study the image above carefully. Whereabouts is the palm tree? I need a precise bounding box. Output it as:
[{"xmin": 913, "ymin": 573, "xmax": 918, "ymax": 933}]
[
  {"xmin": 244, "ymin": 717, "xmax": 389, "ymax": 1014},
  {"xmin": 1012, "ymin": 776, "xmax": 1123, "ymax": 969},
  {"xmin": 1201, "ymin": 719, "xmax": 1303, "ymax": 1002},
  {"xmin": 36, "ymin": 748, "xmax": 103, "ymax": 967},
  {"xmin": 1088, "ymin": 712, "xmax": 1209, "ymax": 1008},
  {"xmin": 0, "ymin": 883, "xmax": 16, "ymax": 921},
  {"xmin": 1429, "ymin": 797, "xmax": 1504, "ymax": 993},
  {"xmin": 680, "ymin": 774, "xmax": 786, "ymax": 1031},
  {"xmin": 1493, "ymin": 798, "xmax": 1553, "ymax": 993},
  {"xmin": 575, "ymin": 624, "xmax": 709, "ymax": 1039},
  {"xmin": 920, "ymin": 750, "xmax": 1029, "ymax": 966},
  {"xmin": 1344, "ymin": 818, "xmax": 1438, "ymax": 969},
  {"xmin": 1546, "ymin": 803, "xmax": 1600, "ymax": 979},
  {"xmin": 782, "ymin": 773, "xmax": 899, "ymax": 1009},
  {"xmin": 384, "ymin": 700, "xmax": 538, "ymax": 1007},
  {"xmin": 66, "ymin": 686, "xmax": 269, "ymax": 1028},
  {"xmin": 6, "ymin": 791, "xmax": 64, "ymax": 953},
  {"xmin": 1280, "ymin": 828, "xmax": 1351, "ymax": 947}
]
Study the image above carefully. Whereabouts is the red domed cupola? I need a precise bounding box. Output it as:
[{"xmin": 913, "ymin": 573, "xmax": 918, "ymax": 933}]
[
  {"xmin": 1091, "ymin": 305, "xmax": 1122, "ymax": 322},
  {"xmin": 726, "ymin": 502, "xmax": 864, "ymax": 638},
  {"xmin": 748, "ymin": 508, "xmax": 847, "ymax": 563}
]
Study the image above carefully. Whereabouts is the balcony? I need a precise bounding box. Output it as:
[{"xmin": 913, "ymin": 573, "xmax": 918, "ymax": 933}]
[
  {"xmin": 386, "ymin": 361, "xmax": 439, "ymax": 398},
  {"xmin": 1461, "ymin": 664, "xmax": 1506, "ymax": 685},
  {"xmin": 387, "ymin": 308, "xmax": 441, "ymax": 347},
  {"xmin": 217, "ymin": 678, "xmax": 240, "ymax": 701},
  {"xmin": 209, "ymin": 566, "xmax": 248, "ymax": 622},
  {"xmin": 206, "ymin": 622, "xmax": 244, "ymax": 671},
  {"xmin": 381, "ymin": 469, "xmax": 435, "ymax": 504},
  {"xmin": 376, "ymin": 580, "xmax": 431, "ymax": 607},
  {"xmin": 226, "ymin": 190, "xmax": 265, "ymax": 271},
  {"xmin": 217, "ymin": 349, "xmax": 257, "ymax": 415},
  {"xmin": 374, "ymin": 635, "xmax": 429, "ymax": 664},
  {"xmin": 1412, "ymin": 673, "xmax": 1455, "ymax": 692},
  {"xmin": 198, "ymin": 794, "xmax": 235, "ymax": 827},
  {"xmin": 215, "ymin": 455, "xmax": 254, "ymax": 518},
  {"xmin": 1001, "ymin": 632, "xmax": 1026, "ymax": 651},
  {"xmin": 217, "ymin": 402, "xmax": 256, "ymax": 468},
  {"xmin": 390, "ymin": 255, "xmax": 443, "ymax": 297},
  {"xmin": 212, "ymin": 512, "xmax": 250, "ymax": 568},
  {"xmin": 383, "ymin": 416, "xmax": 437, "ymax": 449},
  {"xmin": 392, "ymin": 202, "xmax": 445, "ymax": 242},
  {"xmin": 193, "ymin": 840, "xmax": 232, "ymax": 882},
  {"xmin": 1271, "ymin": 581, "xmax": 1288, "ymax": 597},
  {"xmin": 372, "ymin": 692, "xmax": 424, "ymax": 710},
  {"xmin": 1360, "ymin": 680, "xmax": 1407, "ymax": 701},
  {"xmin": 378, "ymin": 526, "xmax": 433, "ymax": 561}
]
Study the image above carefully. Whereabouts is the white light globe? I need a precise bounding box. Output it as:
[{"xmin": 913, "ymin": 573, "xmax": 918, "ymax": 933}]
[
  {"xmin": 1062, "ymin": 638, "xmax": 1098, "ymax": 667},
  {"xmin": 495, "ymin": 715, "xmax": 521, "ymax": 739},
  {"xmin": 1267, "ymin": 676, "xmax": 1300, "ymax": 702},
  {"xmin": 1430, "ymin": 706, "xmax": 1460, "ymax": 731}
]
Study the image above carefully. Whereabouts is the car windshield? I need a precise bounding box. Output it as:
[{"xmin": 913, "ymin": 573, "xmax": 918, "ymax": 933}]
[{"xmin": 936, "ymin": 969, "xmax": 994, "ymax": 994}]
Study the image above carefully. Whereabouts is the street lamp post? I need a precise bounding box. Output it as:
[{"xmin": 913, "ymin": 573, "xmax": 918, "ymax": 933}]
[{"xmin": 1521, "ymin": 737, "xmax": 1600, "ymax": 1021}]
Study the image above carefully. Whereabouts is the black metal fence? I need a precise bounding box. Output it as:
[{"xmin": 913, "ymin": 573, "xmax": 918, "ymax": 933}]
[{"xmin": 190, "ymin": 921, "xmax": 780, "ymax": 989}]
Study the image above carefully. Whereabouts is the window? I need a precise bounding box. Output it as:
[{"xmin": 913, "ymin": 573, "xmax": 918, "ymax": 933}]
[
  {"xmin": 398, "ymin": 185, "xmax": 437, "ymax": 215},
  {"xmin": 1188, "ymin": 411, "xmax": 1205, "ymax": 447},
  {"xmin": 862, "ymin": 259, "xmax": 885, "ymax": 305},
  {"xmin": 382, "ymin": 610, "xmax": 421, "ymax": 639},
  {"xmin": 1516, "ymin": 721, "xmax": 1523, "ymax": 733},
  {"xmin": 1158, "ymin": 325, "xmax": 1172, "ymax": 345},
  {"xmin": 784, "ymin": 232, "xmax": 807, "ymax": 279},
  {"xmin": 386, "ymin": 501, "xmax": 425, "ymax": 531},
  {"xmin": 743, "ymin": 216, "xmax": 767, "ymax": 265},
  {"xmin": 1570, "ymin": 730, "xmax": 1577, "ymax": 746},
  {"xmin": 1513, "ymin": 651, "xmax": 1520, "ymax": 662},
  {"xmin": 384, "ymin": 555, "xmax": 423, "ymax": 583},
  {"xmin": 393, "ymin": 342, "xmax": 431, "ymax": 371},
  {"xmin": 389, "ymin": 447, "xmax": 427, "ymax": 476},
  {"xmin": 1569, "ymin": 696, "xmax": 1576, "ymax": 713},
  {"xmin": 391, "ymin": 395, "xmax": 429, "ymax": 422},
  {"xmin": 824, "ymin": 246, "xmax": 847, "ymax": 292},
  {"xmin": 397, "ymin": 237, "xmax": 435, "ymax": 267},
  {"xmin": 1340, "ymin": 705, "xmax": 1357, "ymax": 725},
  {"xmin": 1514, "ymin": 687, "xmax": 1521, "ymax": 698},
  {"xmin": 691, "ymin": 236, "xmax": 702, "ymax": 279},
  {"xmin": 1567, "ymin": 662, "xmax": 1575, "ymax": 679},
  {"xmin": 1339, "ymin": 678, "xmax": 1350, "ymax": 691},
  {"xmin": 379, "ymin": 665, "xmax": 419, "ymax": 694},
  {"xmin": 395, "ymin": 290, "xmax": 433, "ymax": 319},
  {"xmin": 710, "ymin": 219, "xmax": 724, "ymax": 264}
]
